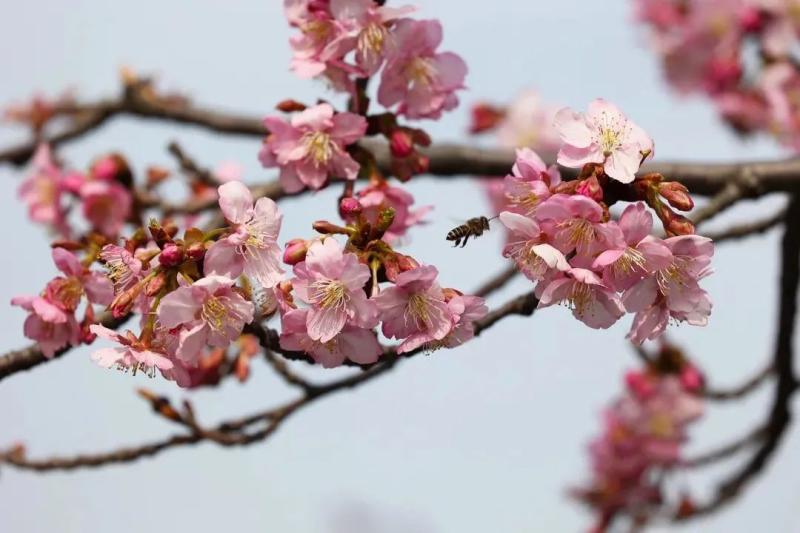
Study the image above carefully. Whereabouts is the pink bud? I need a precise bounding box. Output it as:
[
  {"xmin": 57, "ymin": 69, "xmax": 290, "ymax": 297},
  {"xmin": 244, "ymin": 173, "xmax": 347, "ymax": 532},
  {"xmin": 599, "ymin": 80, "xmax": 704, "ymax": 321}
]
[
  {"xmin": 186, "ymin": 242, "xmax": 206, "ymax": 262},
  {"xmin": 92, "ymin": 157, "xmax": 118, "ymax": 181},
  {"xmin": 283, "ymin": 239, "xmax": 309, "ymax": 265},
  {"xmin": 158, "ymin": 244, "xmax": 185, "ymax": 267},
  {"xmin": 680, "ymin": 365, "xmax": 704, "ymax": 393},
  {"xmin": 625, "ymin": 370, "xmax": 655, "ymax": 399},
  {"xmin": 389, "ymin": 129, "xmax": 414, "ymax": 158},
  {"xmin": 575, "ymin": 176, "xmax": 604, "ymax": 202},
  {"xmin": 339, "ymin": 197, "xmax": 362, "ymax": 218},
  {"xmin": 659, "ymin": 181, "xmax": 694, "ymax": 211}
]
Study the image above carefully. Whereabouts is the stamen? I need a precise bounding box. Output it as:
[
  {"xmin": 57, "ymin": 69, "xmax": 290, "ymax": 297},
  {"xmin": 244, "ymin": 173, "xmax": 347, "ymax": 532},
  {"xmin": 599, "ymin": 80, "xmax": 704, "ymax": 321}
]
[
  {"xmin": 405, "ymin": 293, "xmax": 432, "ymax": 328},
  {"xmin": 302, "ymin": 131, "xmax": 333, "ymax": 165},
  {"xmin": 202, "ymin": 296, "xmax": 229, "ymax": 331},
  {"xmin": 310, "ymin": 279, "xmax": 348, "ymax": 310}
]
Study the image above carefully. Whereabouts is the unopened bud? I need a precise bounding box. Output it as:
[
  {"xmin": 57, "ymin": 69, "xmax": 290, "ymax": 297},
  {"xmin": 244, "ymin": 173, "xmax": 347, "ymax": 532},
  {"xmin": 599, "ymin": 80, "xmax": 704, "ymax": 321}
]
[
  {"xmin": 158, "ymin": 244, "xmax": 185, "ymax": 267},
  {"xmin": 739, "ymin": 6, "xmax": 764, "ymax": 33},
  {"xmin": 283, "ymin": 239, "xmax": 309, "ymax": 265},
  {"xmin": 339, "ymin": 197, "xmax": 362, "ymax": 218},
  {"xmin": 658, "ymin": 181, "xmax": 694, "ymax": 211},
  {"xmin": 374, "ymin": 207, "xmax": 396, "ymax": 234},
  {"xmin": 469, "ymin": 103, "xmax": 505, "ymax": 134},
  {"xmin": 666, "ymin": 213, "xmax": 696, "ymax": 236},
  {"xmin": 186, "ymin": 242, "xmax": 206, "ymax": 262},
  {"xmin": 395, "ymin": 253, "xmax": 419, "ymax": 272},
  {"xmin": 575, "ymin": 176, "xmax": 604, "ymax": 202},
  {"xmin": 680, "ymin": 365, "xmax": 705, "ymax": 393},
  {"xmin": 145, "ymin": 271, "xmax": 167, "ymax": 297},
  {"xmin": 389, "ymin": 129, "xmax": 414, "ymax": 158},
  {"xmin": 625, "ymin": 370, "xmax": 655, "ymax": 400},
  {"xmin": 110, "ymin": 288, "xmax": 137, "ymax": 318},
  {"xmin": 92, "ymin": 156, "xmax": 118, "ymax": 181},
  {"xmin": 312, "ymin": 220, "xmax": 351, "ymax": 235},
  {"xmin": 275, "ymin": 99, "xmax": 307, "ymax": 112}
]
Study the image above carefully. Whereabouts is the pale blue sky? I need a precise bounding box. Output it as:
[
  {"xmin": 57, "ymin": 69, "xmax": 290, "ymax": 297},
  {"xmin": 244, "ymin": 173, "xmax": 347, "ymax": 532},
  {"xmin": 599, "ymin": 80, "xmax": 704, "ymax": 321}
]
[{"xmin": 0, "ymin": 1, "xmax": 798, "ymax": 532}]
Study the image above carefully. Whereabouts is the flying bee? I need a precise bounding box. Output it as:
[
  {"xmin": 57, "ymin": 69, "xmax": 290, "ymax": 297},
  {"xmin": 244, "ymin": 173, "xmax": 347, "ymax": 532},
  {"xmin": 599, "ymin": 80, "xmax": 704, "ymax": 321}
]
[{"xmin": 446, "ymin": 215, "xmax": 497, "ymax": 248}]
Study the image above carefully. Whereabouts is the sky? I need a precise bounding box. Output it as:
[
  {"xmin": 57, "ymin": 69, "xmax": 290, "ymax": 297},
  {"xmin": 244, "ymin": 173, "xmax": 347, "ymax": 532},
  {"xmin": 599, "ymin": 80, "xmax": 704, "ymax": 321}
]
[{"xmin": 0, "ymin": 1, "xmax": 799, "ymax": 532}]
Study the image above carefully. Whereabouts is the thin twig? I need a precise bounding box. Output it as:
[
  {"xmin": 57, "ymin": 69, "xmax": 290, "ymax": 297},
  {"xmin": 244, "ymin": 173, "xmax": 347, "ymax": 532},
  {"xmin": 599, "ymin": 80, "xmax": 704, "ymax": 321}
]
[{"xmin": 705, "ymin": 208, "xmax": 787, "ymax": 244}]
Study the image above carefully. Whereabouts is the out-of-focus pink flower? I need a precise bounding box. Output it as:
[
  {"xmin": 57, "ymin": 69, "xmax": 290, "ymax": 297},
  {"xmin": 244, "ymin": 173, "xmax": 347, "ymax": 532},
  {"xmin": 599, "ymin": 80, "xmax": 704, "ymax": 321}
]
[
  {"xmin": 89, "ymin": 324, "xmax": 174, "ymax": 375},
  {"xmin": 204, "ymin": 181, "xmax": 284, "ymax": 288},
  {"xmin": 373, "ymin": 265, "xmax": 454, "ymax": 353},
  {"xmin": 18, "ymin": 144, "xmax": 68, "ymax": 234},
  {"xmin": 377, "ymin": 19, "xmax": 467, "ymax": 119},
  {"xmin": 555, "ymin": 99, "xmax": 654, "ymax": 183},
  {"xmin": 762, "ymin": 62, "xmax": 800, "ymax": 149},
  {"xmin": 157, "ymin": 275, "xmax": 255, "ymax": 365},
  {"xmin": 537, "ymin": 268, "xmax": 625, "ymax": 329},
  {"xmin": 79, "ymin": 180, "xmax": 132, "ymax": 237},
  {"xmin": 11, "ymin": 294, "xmax": 80, "ymax": 357},
  {"xmin": 354, "ymin": 182, "xmax": 432, "ymax": 242},
  {"xmin": 592, "ymin": 203, "xmax": 672, "ymax": 292},
  {"xmin": 496, "ymin": 90, "xmax": 562, "ymax": 154},
  {"xmin": 291, "ymin": 238, "xmax": 377, "ymax": 342},
  {"xmin": 280, "ymin": 307, "xmax": 382, "ymax": 367},
  {"xmin": 500, "ymin": 211, "xmax": 569, "ymax": 281},
  {"xmin": 259, "ymin": 103, "xmax": 367, "ymax": 192},
  {"xmin": 48, "ymin": 247, "xmax": 114, "ymax": 308}
]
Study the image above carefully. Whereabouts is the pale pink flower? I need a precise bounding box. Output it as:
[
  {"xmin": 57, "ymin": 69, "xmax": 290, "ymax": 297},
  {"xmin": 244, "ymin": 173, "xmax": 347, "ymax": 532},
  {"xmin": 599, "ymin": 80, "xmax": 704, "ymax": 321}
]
[
  {"xmin": 18, "ymin": 144, "xmax": 68, "ymax": 233},
  {"xmin": 623, "ymin": 235, "xmax": 714, "ymax": 344},
  {"xmin": 354, "ymin": 182, "xmax": 432, "ymax": 242},
  {"xmin": 555, "ymin": 99, "xmax": 654, "ymax": 183},
  {"xmin": 495, "ymin": 90, "xmax": 562, "ymax": 154},
  {"xmin": 157, "ymin": 276, "xmax": 255, "ymax": 365},
  {"xmin": 499, "ymin": 211, "xmax": 569, "ymax": 282},
  {"xmin": 373, "ymin": 265, "xmax": 454, "ymax": 353},
  {"xmin": 100, "ymin": 244, "xmax": 143, "ymax": 294},
  {"xmin": 434, "ymin": 294, "xmax": 488, "ymax": 350},
  {"xmin": 377, "ymin": 19, "xmax": 467, "ymax": 119},
  {"xmin": 259, "ymin": 103, "xmax": 367, "ymax": 192},
  {"xmin": 79, "ymin": 180, "xmax": 132, "ymax": 237},
  {"xmin": 761, "ymin": 62, "xmax": 800, "ymax": 149},
  {"xmin": 534, "ymin": 193, "xmax": 609, "ymax": 257},
  {"xmin": 46, "ymin": 247, "xmax": 114, "ymax": 308},
  {"xmin": 280, "ymin": 307, "xmax": 382, "ymax": 367},
  {"xmin": 89, "ymin": 324, "xmax": 174, "ymax": 375},
  {"xmin": 292, "ymin": 238, "xmax": 377, "ymax": 343},
  {"xmin": 591, "ymin": 203, "xmax": 672, "ymax": 292},
  {"xmin": 284, "ymin": 0, "xmax": 341, "ymax": 79},
  {"xmin": 11, "ymin": 295, "xmax": 80, "ymax": 357},
  {"xmin": 324, "ymin": 0, "xmax": 415, "ymax": 76},
  {"xmin": 204, "ymin": 181, "xmax": 284, "ymax": 288},
  {"xmin": 503, "ymin": 147, "xmax": 559, "ymax": 217},
  {"xmin": 537, "ymin": 268, "xmax": 625, "ymax": 329}
]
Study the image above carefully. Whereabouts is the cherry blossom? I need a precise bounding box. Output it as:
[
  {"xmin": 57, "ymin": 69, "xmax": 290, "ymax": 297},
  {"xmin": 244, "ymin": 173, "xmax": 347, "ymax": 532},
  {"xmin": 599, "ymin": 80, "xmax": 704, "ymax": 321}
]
[{"xmin": 537, "ymin": 268, "xmax": 626, "ymax": 329}]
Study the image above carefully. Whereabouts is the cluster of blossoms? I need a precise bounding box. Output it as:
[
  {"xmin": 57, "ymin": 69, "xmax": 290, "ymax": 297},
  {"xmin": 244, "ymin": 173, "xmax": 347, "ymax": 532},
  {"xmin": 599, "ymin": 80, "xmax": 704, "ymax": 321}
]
[
  {"xmin": 635, "ymin": 0, "xmax": 800, "ymax": 149},
  {"xmin": 18, "ymin": 146, "xmax": 133, "ymax": 239},
  {"xmin": 573, "ymin": 345, "xmax": 704, "ymax": 531},
  {"xmin": 497, "ymin": 99, "xmax": 713, "ymax": 342}
]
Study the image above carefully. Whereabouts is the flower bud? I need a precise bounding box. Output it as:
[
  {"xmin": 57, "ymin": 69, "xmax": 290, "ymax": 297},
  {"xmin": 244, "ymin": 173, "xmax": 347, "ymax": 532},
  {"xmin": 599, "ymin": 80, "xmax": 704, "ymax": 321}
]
[
  {"xmin": 658, "ymin": 181, "xmax": 694, "ymax": 211},
  {"xmin": 145, "ymin": 271, "xmax": 167, "ymax": 297},
  {"xmin": 469, "ymin": 103, "xmax": 505, "ymax": 134},
  {"xmin": 625, "ymin": 370, "xmax": 655, "ymax": 400},
  {"xmin": 158, "ymin": 244, "xmax": 185, "ymax": 267},
  {"xmin": 738, "ymin": 6, "xmax": 764, "ymax": 33},
  {"xmin": 110, "ymin": 288, "xmax": 137, "ymax": 318},
  {"xmin": 389, "ymin": 129, "xmax": 414, "ymax": 158},
  {"xmin": 186, "ymin": 242, "xmax": 206, "ymax": 262},
  {"xmin": 575, "ymin": 176, "xmax": 604, "ymax": 202},
  {"xmin": 680, "ymin": 365, "xmax": 704, "ymax": 393},
  {"xmin": 665, "ymin": 213, "xmax": 696, "ymax": 236},
  {"xmin": 283, "ymin": 239, "xmax": 309, "ymax": 265},
  {"xmin": 339, "ymin": 197, "xmax": 362, "ymax": 218},
  {"xmin": 395, "ymin": 253, "xmax": 419, "ymax": 272},
  {"xmin": 313, "ymin": 220, "xmax": 352, "ymax": 235},
  {"xmin": 275, "ymin": 99, "xmax": 307, "ymax": 112}
]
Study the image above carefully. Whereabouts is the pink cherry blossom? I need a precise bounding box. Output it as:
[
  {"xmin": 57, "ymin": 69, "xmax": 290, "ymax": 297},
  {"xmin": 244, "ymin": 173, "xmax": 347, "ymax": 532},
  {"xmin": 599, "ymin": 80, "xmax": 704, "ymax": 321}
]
[
  {"xmin": 354, "ymin": 182, "xmax": 432, "ymax": 242},
  {"xmin": 495, "ymin": 89, "xmax": 562, "ymax": 154},
  {"xmin": 11, "ymin": 294, "xmax": 80, "ymax": 357},
  {"xmin": 157, "ymin": 275, "xmax": 255, "ymax": 365},
  {"xmin": 279, "ymin": 307, "xmax": 382, "ymax": 367},
  {"xmin": 591, "ymin": 203, "xmax": 672, "ymax": 292},
  {"xmin": 377, "ymin": 19, "xmax": 467, "ymax": 119},
  {"xmin": 89, "ymin": 324, "xmax": 174, "ymax": 376},
  {"xmin": 18, "ymin": 144, "xmax": 69, "ymax": 234},
  {"xmin": 259, "ymin": 103, "xmax": 367, "ymax": 192},
  {"xmin": 100, "ymin": 244, "xmax": 143, "ymax": 294},
  {"xmin": 502, "ymin": 147, "xmax": 559, "ymax": 217},
  {"xmin": 324, "ymin": 0, "xmax": 415, "ymax": 76},
  {"xmin": 537, "ymin": 268, "xmax": 625, "ymax": 329},
  {"xmin": 534, "ymin": 193, "xmax": 608, "ymax": 257},
  {"xmin": 204, "ymin": 181, "xmax": 284, "ymax": 288},
  {"xmin": 373, "ymin": 265, "xmax": 454, "ymax": 353},
  {"xmin": 291, "ymin": 238, "xmax": 377, "ymax": 343},
  {"xmin": 47, "ymin": 247, "xmax": 114, "ymax": 309},
  {"xmin": 555, "ymin": 99, "xmax": 654, "ymax": 183},
  {"xmin": 499, "ymin": 211, "xmax": 569, "ymax": 282},
  {"xmin": 433, "ymin": 294, "xmax": 488, "ymax": 350},
  {"xmin": 79, "ymin": 180, "xmax": 132, "ymax": 237}
]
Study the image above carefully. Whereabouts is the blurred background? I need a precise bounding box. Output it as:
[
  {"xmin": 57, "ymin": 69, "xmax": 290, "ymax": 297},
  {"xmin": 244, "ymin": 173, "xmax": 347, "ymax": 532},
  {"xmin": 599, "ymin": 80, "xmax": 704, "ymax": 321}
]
[{"xmin": 0, "ymin": 1, "xmax": 797, "ymax": 531}]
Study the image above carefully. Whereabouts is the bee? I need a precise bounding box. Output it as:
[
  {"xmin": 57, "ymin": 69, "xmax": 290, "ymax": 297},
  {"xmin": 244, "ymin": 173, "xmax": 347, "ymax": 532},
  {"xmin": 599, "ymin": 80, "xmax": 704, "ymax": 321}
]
[{"xmin": 446, "ymin": 215, "xmax": 497, "ymax": 248}]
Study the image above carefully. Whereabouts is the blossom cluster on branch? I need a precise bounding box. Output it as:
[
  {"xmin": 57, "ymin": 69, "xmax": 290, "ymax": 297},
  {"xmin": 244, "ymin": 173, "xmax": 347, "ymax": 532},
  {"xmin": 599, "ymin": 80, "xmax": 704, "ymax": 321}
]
[{"xmin": 635, "ymin": 0, "xmax": 800, "ymax": 149}]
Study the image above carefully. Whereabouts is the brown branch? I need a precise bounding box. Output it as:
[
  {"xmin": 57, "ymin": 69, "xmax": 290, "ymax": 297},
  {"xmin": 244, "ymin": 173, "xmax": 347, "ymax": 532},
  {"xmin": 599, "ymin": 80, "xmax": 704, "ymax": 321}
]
[
  {"xmin": 690, "ymin": 172, "xmax": 761, "ymax": 226},
  {"xmin": 5, "ymin": 85, "xmax": 800, "ymax": 198},
  {"xmin": 703, "ymin": 363, "xmax": 774, "ymax": 401},
  {"xmin": 474, "ymin": 263, "xmax": 519, "ymax": 298},
  {"xmin": 677, "ymin": 194, "xmax": 800, "ymax": 521},
  {"xmin": 683, "ymin": 425, "xmax": 767, "ymax": 469},
  {"xmin": 0, "ymin": 313, "xmax": 129, "ymax": 383},
  {"xmin": 705, "ymin": 207, "xmax": 787, "ymax": 244}
]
